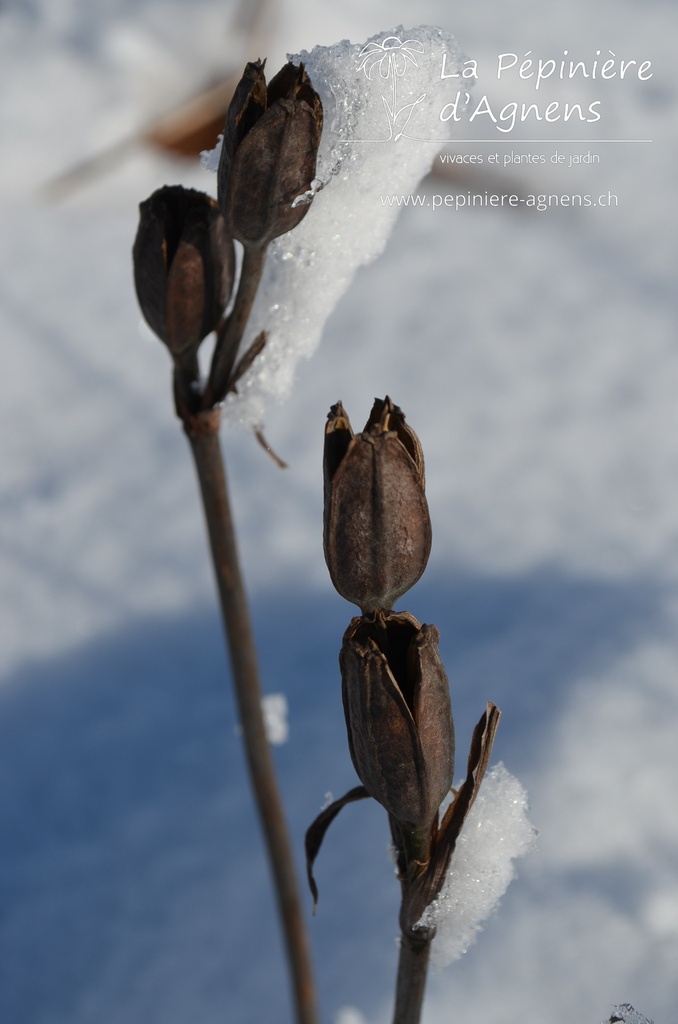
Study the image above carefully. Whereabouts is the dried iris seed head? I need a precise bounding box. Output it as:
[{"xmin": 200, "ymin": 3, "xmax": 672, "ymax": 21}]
[
  {"xmin": 217, "ymin": 59, "xmax": 323, "ymax": 249},
  {"xmin": 133, "ymin": 185, "xmax": 235, "ymax": 358},
  {"xmin": 340, "ymin": 609, "xmax": 454, "ymax": 829},
  {"xmin": 323, "ymin": 397, "xmax": 432, "ymax": 612}
]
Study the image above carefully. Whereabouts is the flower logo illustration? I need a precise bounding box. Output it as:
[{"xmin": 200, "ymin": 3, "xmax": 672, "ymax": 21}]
[
  {"xmin": 356, "ymin": 36, "xmax": 425, "ymax": 79},
  {"xmin": 356, "ymin": 36, "xmax": 427, "ymax": 141}
]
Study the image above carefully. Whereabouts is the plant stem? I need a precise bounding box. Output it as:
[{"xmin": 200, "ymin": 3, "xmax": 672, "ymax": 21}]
[
  {"xmin": 204, "ymin": 244, "xmax": 267, "ymax": 407},
  {"xmin": 186, "ymin": 410, "xmax": 319, "ymax": 1024},
  {"xmin": 393, "ymin": 929, "xmax": 433, "ymax": 1024}
]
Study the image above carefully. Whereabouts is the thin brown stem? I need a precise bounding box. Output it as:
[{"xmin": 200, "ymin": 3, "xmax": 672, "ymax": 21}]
[
  {"xmin": 204, "ymin": 244, "xmax": 267, "ymax": 407},
  {"xmin": 393, "ymin": 929, "xmax": 433, "ymax": 1024},
  {"xmin": 186, "ymin": 410, "xmax": 319, "ymax": 1024}
]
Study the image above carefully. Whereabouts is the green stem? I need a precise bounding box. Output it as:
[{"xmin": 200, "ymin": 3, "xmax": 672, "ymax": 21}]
[{"xmin": 186, "ymin": 412, "xmax": 319, "ymax": 1024}]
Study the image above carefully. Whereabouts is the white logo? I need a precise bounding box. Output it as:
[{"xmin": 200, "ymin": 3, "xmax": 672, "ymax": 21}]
[{"xmin": 355, "ymin": 36, "xmax": 427, "ymax": 141}]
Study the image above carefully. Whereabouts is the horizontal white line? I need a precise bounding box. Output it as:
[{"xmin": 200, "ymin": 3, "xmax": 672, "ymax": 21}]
[{"xmin": 442, "ymin": 139, "xmax": 654, "ymax": 144}]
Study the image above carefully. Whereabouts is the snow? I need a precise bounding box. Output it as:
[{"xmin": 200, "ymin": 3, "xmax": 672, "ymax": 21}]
[
  {"xmin": 1, "ymin": 1, "xmax": 677, "ymax": 1023},
  {"xmin": 261, "ymin": 692, "xmax": 289, "ymax": 745},
  {"xmin": 606, "ymin": 1007, "xmax": 654, "ymax": 1024},
  {"xmin": 417, "ymin": 764, "xmax": 537, "ymax": 967},
  {"xmin": 233, "ymin": 694, "xmax": 289, "ymax": 744},
  {"xmin": 203, "ymin": 26, "xmax": 470, "ymax": 427},
  {"xmin": 336, "ymin": 1009, "xmax": 369, "ymax": 1024}
]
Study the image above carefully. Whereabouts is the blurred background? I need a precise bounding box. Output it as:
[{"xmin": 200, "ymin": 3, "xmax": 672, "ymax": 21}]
[{"xmin": 1, "ymin": 0, "xmax": 676, "ymax": 1022}]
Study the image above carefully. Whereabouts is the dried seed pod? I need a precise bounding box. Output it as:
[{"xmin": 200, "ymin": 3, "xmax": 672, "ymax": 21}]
[
  {"xmin": 133, "ymin": 185, "xmax": 235, "ymax": 357},
  {"xmin": 217, "ymin": 59, "xmax": 323, "ymax": 249},
  {"xmin": 323, "ymin": 397, "xmax": 432, "ymax": 612},
  {"xmin": 340, "ymin": 610, "xmax": 454, "ymax": 829}
]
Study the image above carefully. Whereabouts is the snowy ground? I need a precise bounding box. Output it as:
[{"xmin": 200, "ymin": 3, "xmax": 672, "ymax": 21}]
[{"xmin": 1, "ymin": 0, "xmax": 677, "ymax": 1022}]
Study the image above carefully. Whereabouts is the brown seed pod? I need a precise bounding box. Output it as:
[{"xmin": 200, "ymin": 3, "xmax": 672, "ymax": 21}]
[
  {"xmin": 133, "ymin": 185, "xmax": 235, "ymax": 357},
  {"xmin": 323, "ymin": 397, "xmax": 432, "ymax": 612},
  {"xmin": 217, "ymin": 60, "xmax": 323, "ymax": 249},
  {"xmin": 340, "ymin": 609, "xmax": 454, "ymax": 829}
]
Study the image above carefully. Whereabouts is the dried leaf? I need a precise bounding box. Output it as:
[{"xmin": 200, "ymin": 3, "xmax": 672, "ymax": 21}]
[
  {"xmin": 229, "ymin": 329, "xmax": 268, "ymax": 391},
  {"xmin": 305, "ymin": 786, "xmax": 370, "ymax": 911},
  {"xmin": 400, "ymin": 702, "xmax": 500, "ymax": 935}
]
